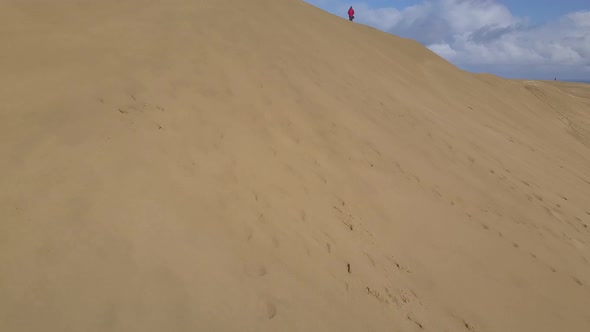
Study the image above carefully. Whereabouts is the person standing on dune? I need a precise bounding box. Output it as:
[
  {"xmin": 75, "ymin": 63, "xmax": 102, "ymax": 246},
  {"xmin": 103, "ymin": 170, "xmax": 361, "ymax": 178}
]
[{"xmin": 348, "ymin": 6, "xmax": 355, "ymax": 21}]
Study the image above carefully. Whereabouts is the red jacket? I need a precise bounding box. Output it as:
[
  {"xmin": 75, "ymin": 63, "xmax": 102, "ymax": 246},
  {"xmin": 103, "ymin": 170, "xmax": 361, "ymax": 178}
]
[{"xmin": 348, "ymin": 7, "xmax": 354, "ymax": 17}]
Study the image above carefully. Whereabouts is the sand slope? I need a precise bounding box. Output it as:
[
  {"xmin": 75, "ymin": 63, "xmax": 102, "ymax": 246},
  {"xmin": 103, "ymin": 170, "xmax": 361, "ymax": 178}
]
[{"xmin": 1, "ymin": 0, "xmax": 590, "ymax": 331}]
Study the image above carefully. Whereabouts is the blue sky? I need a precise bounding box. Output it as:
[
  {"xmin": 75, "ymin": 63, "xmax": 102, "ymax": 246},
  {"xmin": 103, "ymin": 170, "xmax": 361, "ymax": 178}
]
[{"xmin": 305, "ymin": 0, "xmax": 590, "ymax": 81}]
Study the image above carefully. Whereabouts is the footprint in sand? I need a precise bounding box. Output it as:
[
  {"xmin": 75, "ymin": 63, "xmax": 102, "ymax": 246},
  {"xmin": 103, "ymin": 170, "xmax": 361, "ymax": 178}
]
[
  {"xmin": 572, "ymin": 276, "xmax": 583, "ymax": 286},
  {"xmin": 266, "ymin": 302, "xmax": 277, "ymax": 319},
  {"xmin": 245, "ymin": 264, "xmax": 268, "ymax": 277},
  {"xmin": 406, "ymin": 313, "xmax": 424, "ymax": 329},
  {"xmin": 463, "ymin": 320, "xmax": 475, "ymax": 331},
  {"xmin": 257, "ymin": 266, "xmax": 268, "ymax": 277},
  {"xmin": 363, "ymin": 251, "xmax": 376, "ymax": 267},
  {"xmin": 388, "ymin": 257, "xmax": 412, "ymax": 274}
]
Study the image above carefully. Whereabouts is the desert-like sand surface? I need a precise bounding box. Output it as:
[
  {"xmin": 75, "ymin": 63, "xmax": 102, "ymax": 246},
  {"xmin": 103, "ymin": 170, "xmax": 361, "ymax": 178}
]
[{"xmin": 1, "ymin": 1, "xmax": 590, "ymax": 331}]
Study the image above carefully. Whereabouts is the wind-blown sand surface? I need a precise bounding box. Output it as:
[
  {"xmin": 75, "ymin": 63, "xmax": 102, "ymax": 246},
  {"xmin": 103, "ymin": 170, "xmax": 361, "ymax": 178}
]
[{"xmin": 1, "ymin": 1, "xmax": 590, "ymax": 331}]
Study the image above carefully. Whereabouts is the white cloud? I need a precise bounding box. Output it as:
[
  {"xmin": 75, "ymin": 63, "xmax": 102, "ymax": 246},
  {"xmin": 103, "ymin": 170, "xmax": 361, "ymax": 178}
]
[
  {"xmin": 428, "ymin": 43, "xmax": 457, "ymax": 59},
  {"xmin": 568, "ymin": 11, "xmax": 590, "ymax": 28},
  {"xmin": 305, "ymin": 0, "xmax": 590, "ymax": 79},
  {"xmin": 440, "ymin": 0, "xmax": 516, "ymax": 34}
]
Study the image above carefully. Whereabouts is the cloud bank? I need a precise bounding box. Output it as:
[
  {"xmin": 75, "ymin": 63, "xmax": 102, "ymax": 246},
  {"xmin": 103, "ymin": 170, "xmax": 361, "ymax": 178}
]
[{"xmin": 306, "ymin": 0, "xmax": 590, "ymax": 80}]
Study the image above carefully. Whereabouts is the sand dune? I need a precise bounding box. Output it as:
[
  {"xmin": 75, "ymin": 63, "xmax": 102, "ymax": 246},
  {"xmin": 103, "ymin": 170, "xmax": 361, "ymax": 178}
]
[{"xmin": 1, "ymin": 0, "xmax": 590, "ymax": 331}]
